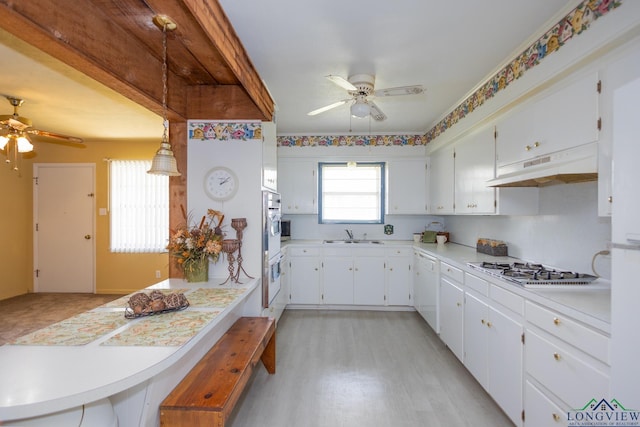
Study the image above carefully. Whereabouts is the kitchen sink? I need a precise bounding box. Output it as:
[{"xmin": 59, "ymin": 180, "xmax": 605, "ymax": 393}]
[{"xmin": 323, "ymin": 239, "xmax": 383, "ymax": 245}]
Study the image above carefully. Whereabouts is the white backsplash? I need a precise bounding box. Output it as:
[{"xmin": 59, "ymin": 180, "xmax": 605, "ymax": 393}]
[{"xmin": 447, "ymin": 181, "xmax": 611, "ymax": 279}]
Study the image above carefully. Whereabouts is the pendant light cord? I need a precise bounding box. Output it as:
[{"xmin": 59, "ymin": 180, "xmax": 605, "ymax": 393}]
[{"xmin": 161, "ymin": 24, "xmax": 169, "ymax": 143}]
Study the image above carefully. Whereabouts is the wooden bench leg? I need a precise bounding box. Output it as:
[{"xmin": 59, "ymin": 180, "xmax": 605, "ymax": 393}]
[{"xmin": 261, "ymin": 330, "xmax": 276, "ymax": 374}]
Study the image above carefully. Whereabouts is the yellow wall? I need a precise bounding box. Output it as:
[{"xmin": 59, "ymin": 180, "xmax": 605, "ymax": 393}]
[{"xmin": 0, "ymin": 138, "xmax": 169, "ymax": 301}]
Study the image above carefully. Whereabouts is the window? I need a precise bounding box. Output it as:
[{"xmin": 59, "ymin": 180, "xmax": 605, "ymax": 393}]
[
  {"xmin": 109, "ymin": 160, "xmax": 169, "ymax": 253},
  {"xmin": 318, "ymin": 162, "xmax": 385, "ymax": 224}
]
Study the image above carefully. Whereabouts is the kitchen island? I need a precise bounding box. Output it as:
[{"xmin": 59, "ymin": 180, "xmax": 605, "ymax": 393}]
[{"xmin": 0, "ymin": 277, "xmax": 261, "ymax": 426}]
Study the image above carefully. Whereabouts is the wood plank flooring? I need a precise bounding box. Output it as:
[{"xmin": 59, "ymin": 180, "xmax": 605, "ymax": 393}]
[{"xmin": 227, "ymin": 310, "xmax": 513, "ymax": 427}]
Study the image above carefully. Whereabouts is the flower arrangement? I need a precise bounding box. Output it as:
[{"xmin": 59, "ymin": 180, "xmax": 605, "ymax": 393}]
[{"xmin": 166, "ymin": 207, "xmax": 225, "ymax": 276}]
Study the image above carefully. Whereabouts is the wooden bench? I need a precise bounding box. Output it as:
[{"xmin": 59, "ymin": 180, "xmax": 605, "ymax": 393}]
[{"xmin": 160, "ymin": 316, "xmax": 276, "ymax": 427}]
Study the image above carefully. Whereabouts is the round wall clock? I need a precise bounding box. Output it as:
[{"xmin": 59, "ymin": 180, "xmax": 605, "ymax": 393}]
[{"xmin": 203, "ymin": 166, "xmax": 239, "ymax": 201}]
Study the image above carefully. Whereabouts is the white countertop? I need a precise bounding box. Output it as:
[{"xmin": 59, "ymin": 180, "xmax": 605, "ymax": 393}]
[
  {"xmin": 0, "ymin": 278, "xmax": 260, "ymax": 422},
  {"xmin": 284, "ymin": 240, "xmax": 611, "ymax": 333}
]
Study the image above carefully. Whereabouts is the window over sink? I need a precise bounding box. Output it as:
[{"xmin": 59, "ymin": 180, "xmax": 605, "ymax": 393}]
[{"xmin": 318, "ymin": 162, "xmax": 385, "ymax": 224}]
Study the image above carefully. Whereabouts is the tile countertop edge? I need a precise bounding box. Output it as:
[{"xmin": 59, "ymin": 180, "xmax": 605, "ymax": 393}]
[{"xmin": 283, "ymin": 240, "xmax": 611, "ymax": 334}]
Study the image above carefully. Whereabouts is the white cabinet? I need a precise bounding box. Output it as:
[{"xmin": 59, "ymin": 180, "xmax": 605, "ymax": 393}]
[
  {"xmin": 495, "ymin": 72, "xmax": 600, "ymax": 168},
  {"xmin": 278, "ymin": 159, "xmax": 317, "ymax": 214},
  {"xmin": 428, "ymin": 145, "xmax": 455, "ymax": 214},
  {"xmin": 386, "ymin": 159, "xmax": 428, "ymax": 214},
  {"xmin": 261, "ymin": 121, "xmax": 277, "ymax": 190},
  {"xmin": 524, "ymin": 381, "xmax": 566, "ymax": 427},
  {"xmin": 322, "ymin": 246, "xmax": 386, "ymax": 306},
  {"xmin": 524, "ymin": 301, "xmax": 610, "ymax": 416},
  {"xmin": 454, "ymin": 126, "xmax": 496, "ymax": 214},
  {"xmin": 439, "ymin": 262, "xmax": 464, "ymax": 361},
  {"xmin": 413, "ymin": 250, "xmax": 439, "ymax": 332},
  {"xmin": 354, "ymin": 251, "xmax": 386, "ymax": 305},
  {"xmin": 596, "ymin": 43, "xmax": 640, "ymax": 216},
  {"xmin": 322, "ymin": 249, "xmax": 355, "ymax": 304},
  {"xmin": 385, "ymin": 247, "xmax": 412, "ymax": 306},
  {"xmin": 288, "ymin": 247, "xmax": 321, "ymax": 304}
]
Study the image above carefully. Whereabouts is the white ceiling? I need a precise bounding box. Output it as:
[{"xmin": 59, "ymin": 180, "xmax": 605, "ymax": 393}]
[{"xmin": 0, "ymin": 1, "xmax": 580, "ymax": 143}]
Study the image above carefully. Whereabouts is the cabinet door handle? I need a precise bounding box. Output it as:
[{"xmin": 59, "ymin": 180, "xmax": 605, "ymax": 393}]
[
  {"xmin": 553, "ymin": 317, "xmax": 561, "ymax": 326},
  {"xmin": 456, "ymin": 302, "xmax": 461, "ymax": 307},
  {"xmin": 553, "ymin": 352, "xmax": 561, "ymax": 361},
  {"xmin": 481, "ymin": 319, "xmax": 485, "ymax": 325},
  {"xmin": 486, "ymin": 322, "xmax": 492, "ymax": 328}
]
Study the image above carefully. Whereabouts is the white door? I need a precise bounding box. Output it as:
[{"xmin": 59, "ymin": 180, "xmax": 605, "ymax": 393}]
[{"xmin": 34, "ymin": 163, "xmax": 95, "ymax": 293}]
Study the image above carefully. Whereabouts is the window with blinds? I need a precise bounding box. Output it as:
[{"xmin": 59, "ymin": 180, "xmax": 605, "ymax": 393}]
[
  {"xmin": 318, "ymin": 162, "xmax": 385, "ymax": 224},
  {"xmin": 109, "ymin": 160, "xmax": 169, "ymax": 253}
]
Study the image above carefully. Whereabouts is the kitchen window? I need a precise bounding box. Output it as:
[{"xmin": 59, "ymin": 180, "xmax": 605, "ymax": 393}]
[
  {"xmin": 318, "ymin": 162, "xmax": 385, "ymax": 224},
  {"xmin": 109, "ymin": 160, "xmax": 169, "ymax": 253}
]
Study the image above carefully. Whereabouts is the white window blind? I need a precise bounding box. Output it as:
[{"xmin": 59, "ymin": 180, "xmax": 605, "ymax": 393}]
[
  {"xmin": 110, "ymin": 160, "xmax": 169, "ymax": 253},
  {"xmin": 319, "ymin": 162, "xmax": 385, "ymax": 224}
]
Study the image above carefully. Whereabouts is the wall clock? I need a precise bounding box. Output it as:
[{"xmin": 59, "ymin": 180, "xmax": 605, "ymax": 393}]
[{"xmin": 203, "ymin": 166, "xmax": 239, "ymax": 201}]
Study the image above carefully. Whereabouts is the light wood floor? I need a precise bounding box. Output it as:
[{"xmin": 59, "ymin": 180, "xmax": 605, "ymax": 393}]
[{"xmin": 228, "ymin": 310, "xmax": 513, "ymax": 427}]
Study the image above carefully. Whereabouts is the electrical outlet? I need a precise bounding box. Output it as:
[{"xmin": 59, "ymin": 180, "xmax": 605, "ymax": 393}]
[{"xmin": 155, "ymin": 270, "xmax": 161, "ymax": 279}]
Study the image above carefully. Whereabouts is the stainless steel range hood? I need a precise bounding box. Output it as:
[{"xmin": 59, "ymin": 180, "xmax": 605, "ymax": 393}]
[{"xmin": 487, "ymin": 142, "xmax": 598, "ymax": 188}]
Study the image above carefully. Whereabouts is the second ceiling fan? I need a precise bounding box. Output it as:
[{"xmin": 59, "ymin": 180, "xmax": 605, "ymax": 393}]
[{"xmin": 307, "ymin": 74, "xmax": 424, "ymax": 122}]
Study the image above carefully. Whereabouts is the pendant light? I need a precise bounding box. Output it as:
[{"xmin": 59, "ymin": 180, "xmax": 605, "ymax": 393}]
[{"xmin": 148, "ymin": 15, "xmax": 181, "ymax": 176}]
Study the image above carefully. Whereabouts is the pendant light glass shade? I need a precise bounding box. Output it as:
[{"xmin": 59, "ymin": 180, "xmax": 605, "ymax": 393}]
[
  {"xmin": 148, "ymin": 140, "xmax": 181, "ymax": 176},
  {"xmin": 148, "ymin": 15, "xmax": 181, "ymax": 176},
  {"xmin": 16, "ymin": 136, "xmax": 34, "ymax": 153},
  {"xmin": 0, "ymin": 135, "xmax": 8, "ymax": 150}
]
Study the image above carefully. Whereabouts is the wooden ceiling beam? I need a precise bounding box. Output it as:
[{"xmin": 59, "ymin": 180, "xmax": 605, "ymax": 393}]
[{"xmin": 0, "ymin": 0, "xmax": 275, "ymax": 122}]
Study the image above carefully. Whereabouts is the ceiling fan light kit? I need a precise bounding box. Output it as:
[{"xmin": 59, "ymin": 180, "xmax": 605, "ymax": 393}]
[
  {"xmin": 307, "ymin": 73, "xmax": 424, "ymax": 123},
  {"xmin": 148, "ymin": 15, "xmax": 181, "ymax": 177},
  {"xmin": 1, "ymin": 95, "xmax": 83, "ymax": 173}
]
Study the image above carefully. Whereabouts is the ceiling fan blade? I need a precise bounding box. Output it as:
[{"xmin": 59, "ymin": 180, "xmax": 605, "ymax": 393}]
[
  {"xmin": 307, "ymin": 99, "xmax": 351, "ymax": 116},
  {"xmin": 369, "ymin": 102, "xmax": 387, "ymax": 122},
  {"xmin": 373, "ymin": 85, "xmax": 424, "ymax": 97},
  {"xmin": 27, "ymin": 128, "xmax": 84, "ymax": 143},
  {"xmin": 326, "ymin": 75, "xmax": 357, "ymax": 91}
]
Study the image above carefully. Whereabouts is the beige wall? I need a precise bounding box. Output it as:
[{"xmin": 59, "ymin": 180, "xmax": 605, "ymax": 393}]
[{"xmin": 0, "ymin": 138, "xmax": 169, "ymax": 301}]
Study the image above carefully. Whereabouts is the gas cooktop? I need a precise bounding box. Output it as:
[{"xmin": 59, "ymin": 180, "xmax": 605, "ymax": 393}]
[{"xmin": 467, "ymin": 261, "xmax": 598, "ymax": 287}]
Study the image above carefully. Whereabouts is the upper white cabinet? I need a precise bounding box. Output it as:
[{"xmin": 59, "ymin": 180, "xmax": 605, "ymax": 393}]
[
  {"xmin": 428, "ymin": 145, "xmax": 455, "ymax": 214},
  {"xmin": 386, "ymin": 159, "xmax": 428, "ymax": 214},
  {"xmin": 261, "ymin": 121, "xmax": 277, "ymax": 190},
  {"xmin": 454, "ymin": 126, "xmax": 496, "ymax": 214},
  {"xmin": 495, "ymin": 72, "xmax": 600, "ymax": 168},
  {"xmin": 278, "ymin": 159, "xmax": 317, "ymax": 214}
]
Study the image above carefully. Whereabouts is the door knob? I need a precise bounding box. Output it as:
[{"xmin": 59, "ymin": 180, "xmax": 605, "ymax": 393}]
[{"xmin": 85, "ymin": 235, "xmax": 91, "ymax": 240}]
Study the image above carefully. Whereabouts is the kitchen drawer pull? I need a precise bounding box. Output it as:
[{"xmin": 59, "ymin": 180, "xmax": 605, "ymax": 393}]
[
  {"xmin": 481, "ymin": 319, "xmax": 485, "ymax": 325},
  {"xmin": 553, "ymin": 352, "xmax": 561, "ymax": 361},
  {"xmin": 456, "ymin": 302, "xmax": 461, "ymax": 307},
  {"xmin": 552, "ymin": 413, "xmax": 561, "ymax": 422},
  {"xmin": 486, "ymin": 322, "xmax": 492, "ymax": 328},
  {"xmin": 553, "ymin": 317, "xmax": 561, "ymax": 326}
]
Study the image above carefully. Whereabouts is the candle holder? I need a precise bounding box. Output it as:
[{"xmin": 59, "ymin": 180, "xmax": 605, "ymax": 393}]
[
  {"xmin": 231, "ymin": 218, "xmax": 254, "ymax": 281},
  {"xmin": 219, "ymin": 239, "xmax": 240, "ymax": 285}
]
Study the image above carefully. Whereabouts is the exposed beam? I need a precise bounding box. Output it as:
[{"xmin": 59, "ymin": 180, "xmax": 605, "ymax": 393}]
[{"xmin": 187, "ymin": 85, "xmax": 264, "ymax": 120}]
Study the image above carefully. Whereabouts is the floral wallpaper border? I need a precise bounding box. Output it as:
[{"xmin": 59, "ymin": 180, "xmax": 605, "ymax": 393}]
[
  {"xmin": 278, "ymin": 0, "xmax": 622, "ymax": 148},
  {"xmin": 188, "ymin": 121, "xmax": 262, "ymax": 141}
]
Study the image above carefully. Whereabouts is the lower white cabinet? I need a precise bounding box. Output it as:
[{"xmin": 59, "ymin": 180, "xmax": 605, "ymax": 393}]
[
  {"xmin": 439, "ymin": 263, "xmax": 464, "ymax": 362},
  {"xmin": 288, "ymin": 247, "xmax": 321, "ymax": 304},
  {"xmin": 524, "ymin": 301, "xmax": 610, "ymax": 423},
  {"xmin": 524, "ymin": 381, "xmax": 566, "ymax": 427},
  {"xmin": 413, "ymin": 250, "xmax": 439, "ymax": 332},
  {"xmin": 385, "ymin": 247, "xmax": 412, "ymax": 306},
  {"xmin": 464, "ymin": 281, "xmax": 524, "ymax": 427}
]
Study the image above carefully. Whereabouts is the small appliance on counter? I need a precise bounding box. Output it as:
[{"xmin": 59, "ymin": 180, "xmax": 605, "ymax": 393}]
[{"xmin": 281, "ymin": 219, "xmax": 291, "ymax": 241}]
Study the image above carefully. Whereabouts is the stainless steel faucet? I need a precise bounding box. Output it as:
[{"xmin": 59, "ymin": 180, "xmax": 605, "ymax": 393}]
[{"xmin": 345, "ymin": 229, "xmax": 354, "ymax": 240}]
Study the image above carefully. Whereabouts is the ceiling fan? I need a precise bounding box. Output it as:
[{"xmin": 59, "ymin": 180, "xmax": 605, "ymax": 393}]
[
  {"xmin": 0, "ymin": 95, "xmax": 83, "ymax": 171},
  {"xmin": 307, "ymin": 74, "xmax": 424, "ymax": 121}
]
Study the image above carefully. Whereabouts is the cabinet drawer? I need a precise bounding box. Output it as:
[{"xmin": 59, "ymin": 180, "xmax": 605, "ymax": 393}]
[
  {"xmin": 525, "ymin": 381, "xmax": 566, "ymax": 427},
  {"xmin": 323, "ymin": 247, "xmax": 354, "ymax": 257},
  {"xmin": 289, "ymin": 247, "xmax": 321, "ymax": 257},
  {"xmin": 491, "ymin": 285, "xmax": 524, "ymax": 316},
  {"xmin": 441, "ymin": 262, "xmax": 463, "ymax": 283},
  {"xmin": 386, "ymin": 247, "xmax": 412, "ymax": 257},
  {"xmin": 465, "ymin": 273, "xmax": 488, "ymax": 296},
  {"xmin": 526, "ymin": 330, "xmax": 609, "ymax": 407},
  {"xmin": 526, "ymin": 301, "xmax": 609, "ymax": 364}
]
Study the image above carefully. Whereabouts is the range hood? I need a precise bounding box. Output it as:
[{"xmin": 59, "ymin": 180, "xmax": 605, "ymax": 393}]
[{"xmin": 487, "ymin": 142, "xmax": 598, "ymax": 188}]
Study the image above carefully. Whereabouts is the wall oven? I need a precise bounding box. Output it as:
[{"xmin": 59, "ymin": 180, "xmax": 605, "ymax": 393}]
[{"xmin": 262, "ymin": 191, "xmax": 282, "ymax": 308}]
